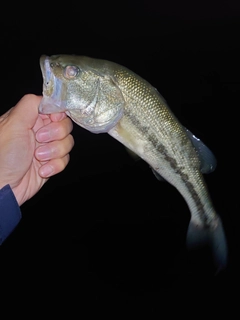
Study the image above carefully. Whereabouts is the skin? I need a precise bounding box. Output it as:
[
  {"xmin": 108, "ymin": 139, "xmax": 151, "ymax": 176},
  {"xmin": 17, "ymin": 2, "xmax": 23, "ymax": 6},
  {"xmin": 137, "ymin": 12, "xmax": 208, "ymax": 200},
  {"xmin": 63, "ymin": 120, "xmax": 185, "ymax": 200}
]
[{"xmin": 0, "ymin": 94, "xmax": 74, "ymax": 206}]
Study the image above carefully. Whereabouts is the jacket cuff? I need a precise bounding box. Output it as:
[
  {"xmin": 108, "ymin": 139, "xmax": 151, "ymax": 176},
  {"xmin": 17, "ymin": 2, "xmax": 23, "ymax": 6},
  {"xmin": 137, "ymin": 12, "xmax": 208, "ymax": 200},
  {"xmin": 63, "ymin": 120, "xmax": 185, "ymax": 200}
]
[{"xmin": 0, "ymin": 184, "xmax": 22, "ymax": 244}]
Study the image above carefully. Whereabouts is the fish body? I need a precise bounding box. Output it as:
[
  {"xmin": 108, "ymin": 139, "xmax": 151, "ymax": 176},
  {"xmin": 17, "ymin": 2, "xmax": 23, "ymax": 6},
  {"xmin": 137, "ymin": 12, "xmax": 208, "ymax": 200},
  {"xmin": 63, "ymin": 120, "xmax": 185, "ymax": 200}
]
[{"xmin": 39, "ymin": 54, "xmax": 228, "ymax": 271}]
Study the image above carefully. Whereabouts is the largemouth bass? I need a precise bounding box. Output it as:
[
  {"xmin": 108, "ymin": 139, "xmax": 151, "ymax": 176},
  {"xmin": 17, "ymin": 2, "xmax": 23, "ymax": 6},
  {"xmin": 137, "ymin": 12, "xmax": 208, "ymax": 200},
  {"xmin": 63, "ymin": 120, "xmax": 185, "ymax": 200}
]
[{"xmin": 38, "ymin": 54, "xmax": 228, "ymax": 271}]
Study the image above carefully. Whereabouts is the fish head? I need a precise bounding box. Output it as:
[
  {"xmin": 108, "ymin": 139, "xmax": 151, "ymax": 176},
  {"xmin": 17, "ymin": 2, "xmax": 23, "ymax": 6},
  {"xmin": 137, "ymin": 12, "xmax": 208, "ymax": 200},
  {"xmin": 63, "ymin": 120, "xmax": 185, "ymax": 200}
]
[{"xmin": 39, "ymin": 54, "xmax": 125, "ymax": 133}]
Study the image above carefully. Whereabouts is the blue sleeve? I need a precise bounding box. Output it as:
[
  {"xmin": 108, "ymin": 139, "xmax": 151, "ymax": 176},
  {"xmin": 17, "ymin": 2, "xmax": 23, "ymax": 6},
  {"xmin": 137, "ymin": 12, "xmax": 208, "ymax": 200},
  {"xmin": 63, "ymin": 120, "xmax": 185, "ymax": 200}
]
[{"xmin": 0, "ymin": 184, "xmax": 22, "ymax": 245}]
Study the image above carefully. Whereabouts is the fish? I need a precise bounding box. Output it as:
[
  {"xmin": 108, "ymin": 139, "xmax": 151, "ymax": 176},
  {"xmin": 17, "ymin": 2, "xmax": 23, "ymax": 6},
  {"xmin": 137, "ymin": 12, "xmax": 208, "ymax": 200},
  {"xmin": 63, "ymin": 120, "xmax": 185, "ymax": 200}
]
[{"xmin": 38, "ymin": 54, "xmax": 228, "ymax": 272}]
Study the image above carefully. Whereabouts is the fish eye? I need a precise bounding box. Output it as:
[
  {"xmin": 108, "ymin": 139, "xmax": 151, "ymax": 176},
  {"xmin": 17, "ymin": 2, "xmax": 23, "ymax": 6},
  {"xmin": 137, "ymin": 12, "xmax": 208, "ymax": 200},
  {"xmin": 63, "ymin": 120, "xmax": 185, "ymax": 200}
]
[{"xmin": 64, "ymin": 65, "xmax": 79, "ymax": 79}]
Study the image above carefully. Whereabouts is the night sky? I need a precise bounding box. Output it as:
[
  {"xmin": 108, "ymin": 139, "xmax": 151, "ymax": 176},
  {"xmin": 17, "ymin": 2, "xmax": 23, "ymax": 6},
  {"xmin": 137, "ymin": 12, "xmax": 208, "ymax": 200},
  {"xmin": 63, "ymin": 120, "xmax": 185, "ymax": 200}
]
[{"xmin": 1, "ymin": 1, "xmax": 239, "ymax": 315}]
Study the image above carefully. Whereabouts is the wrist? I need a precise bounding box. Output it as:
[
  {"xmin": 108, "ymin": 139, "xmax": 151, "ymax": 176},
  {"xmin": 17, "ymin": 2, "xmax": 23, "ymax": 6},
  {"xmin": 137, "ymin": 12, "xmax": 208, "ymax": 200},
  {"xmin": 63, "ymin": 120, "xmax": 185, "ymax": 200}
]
[
  {"xmin": 0, "ymin": 182, "xmax": 10, "ymax": 190},
  {"xmin": 0, "ymin": 184, "xmax": 21, "ymax": 206}
]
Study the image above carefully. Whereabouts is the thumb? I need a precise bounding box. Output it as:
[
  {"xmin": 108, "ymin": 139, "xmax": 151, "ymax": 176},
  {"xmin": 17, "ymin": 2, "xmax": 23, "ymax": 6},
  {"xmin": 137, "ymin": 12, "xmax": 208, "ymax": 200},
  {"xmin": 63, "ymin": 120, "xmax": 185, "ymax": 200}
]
[{"xmin": 11, "ymin": 94, "xmax": 43, "ymax": 129}]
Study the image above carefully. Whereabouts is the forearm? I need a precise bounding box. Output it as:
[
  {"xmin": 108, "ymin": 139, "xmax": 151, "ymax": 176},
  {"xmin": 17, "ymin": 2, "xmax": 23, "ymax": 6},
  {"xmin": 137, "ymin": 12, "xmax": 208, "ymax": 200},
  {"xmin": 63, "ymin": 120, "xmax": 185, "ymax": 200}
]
[{"xmin": 0, "ymin": 184, "xmax": 22, "ymax": 244}]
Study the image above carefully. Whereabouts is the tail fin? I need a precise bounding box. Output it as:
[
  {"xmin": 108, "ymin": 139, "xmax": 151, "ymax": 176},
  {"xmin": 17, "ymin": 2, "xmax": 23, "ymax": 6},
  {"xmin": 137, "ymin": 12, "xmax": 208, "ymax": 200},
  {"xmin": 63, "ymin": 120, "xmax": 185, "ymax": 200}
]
[{"xmin": 186, "ymin": 216, "xmax": 228, "ymax": 273}]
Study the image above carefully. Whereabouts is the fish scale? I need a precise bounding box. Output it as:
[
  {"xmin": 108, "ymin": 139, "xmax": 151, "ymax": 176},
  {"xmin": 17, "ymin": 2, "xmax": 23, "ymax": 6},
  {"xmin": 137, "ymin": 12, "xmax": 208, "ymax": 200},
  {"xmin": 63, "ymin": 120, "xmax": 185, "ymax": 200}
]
[
  {"xmin": 111, "ymin": 67, "xmax": 207, "ymax": 214},
  {"xmin": 38, "ymin": 54, "xmax": 228, "ymax": 272}
]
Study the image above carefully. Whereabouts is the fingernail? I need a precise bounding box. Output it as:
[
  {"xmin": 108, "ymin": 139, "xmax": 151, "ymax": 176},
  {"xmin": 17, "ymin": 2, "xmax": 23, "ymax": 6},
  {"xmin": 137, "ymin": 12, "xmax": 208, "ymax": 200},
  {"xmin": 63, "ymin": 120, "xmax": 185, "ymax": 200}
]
[
  {"xmin": 37, "ymin": 129, "xmax": 50, "ymax": 142},
  {"xmin": 36, "ymin": 146, "xmax": 51, "ymax": 160},
  {"xmin": 40, "ymin": 165, "xmax": 54, "ymax": 177}
]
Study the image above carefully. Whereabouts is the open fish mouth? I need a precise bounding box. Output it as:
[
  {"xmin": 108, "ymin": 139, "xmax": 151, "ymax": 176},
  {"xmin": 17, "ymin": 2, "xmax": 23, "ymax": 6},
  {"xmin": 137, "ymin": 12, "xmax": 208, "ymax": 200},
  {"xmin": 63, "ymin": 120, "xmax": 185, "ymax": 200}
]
[
  {"xmin": 39, "ymin": 55, "xmax": 67, "ymax": 114},
  {"xmin": 39, "ymin": 55, "xmax": 123, "ymax": 132}
]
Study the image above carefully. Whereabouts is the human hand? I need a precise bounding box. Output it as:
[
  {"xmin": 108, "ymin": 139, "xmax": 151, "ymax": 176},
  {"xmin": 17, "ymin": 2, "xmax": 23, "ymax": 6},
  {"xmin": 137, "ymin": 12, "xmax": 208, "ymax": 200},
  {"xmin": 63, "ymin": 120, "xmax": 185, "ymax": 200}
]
[{"xmin": 0, "ymin": 94, "xmax": 74, "ymax": 206}]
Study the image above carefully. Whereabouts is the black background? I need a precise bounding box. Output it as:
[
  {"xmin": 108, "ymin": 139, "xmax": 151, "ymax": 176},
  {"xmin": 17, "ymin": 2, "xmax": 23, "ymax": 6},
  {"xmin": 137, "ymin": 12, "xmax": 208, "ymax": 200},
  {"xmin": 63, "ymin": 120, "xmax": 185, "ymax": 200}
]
[{"xmin": 1, "ymin": 0, "xmax": 239, "ymax": 315}]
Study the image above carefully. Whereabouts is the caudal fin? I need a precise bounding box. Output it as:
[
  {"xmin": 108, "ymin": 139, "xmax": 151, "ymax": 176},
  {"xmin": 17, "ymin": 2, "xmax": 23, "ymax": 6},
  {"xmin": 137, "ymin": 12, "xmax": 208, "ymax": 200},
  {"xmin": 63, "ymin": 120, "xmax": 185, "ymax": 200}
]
[{"xmin": 186, "ymin": 216, "xmax": 228, "ymax": 273}]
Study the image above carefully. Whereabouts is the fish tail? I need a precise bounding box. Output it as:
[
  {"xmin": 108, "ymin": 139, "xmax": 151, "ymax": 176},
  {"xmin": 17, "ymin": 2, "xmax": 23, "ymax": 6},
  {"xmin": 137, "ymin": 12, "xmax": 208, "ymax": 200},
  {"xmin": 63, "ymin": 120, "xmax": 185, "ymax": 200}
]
[{"xmin": 186, "ymin": 216, "xmax": 228, "ymax": 273}]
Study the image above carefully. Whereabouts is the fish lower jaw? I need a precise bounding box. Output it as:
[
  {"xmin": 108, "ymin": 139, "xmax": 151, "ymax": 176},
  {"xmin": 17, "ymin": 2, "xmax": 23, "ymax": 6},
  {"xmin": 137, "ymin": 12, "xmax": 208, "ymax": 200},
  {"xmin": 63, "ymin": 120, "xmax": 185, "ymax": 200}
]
[{"xmin": 39, "ymin": 96, "xmax": 67, "ymax": 114}]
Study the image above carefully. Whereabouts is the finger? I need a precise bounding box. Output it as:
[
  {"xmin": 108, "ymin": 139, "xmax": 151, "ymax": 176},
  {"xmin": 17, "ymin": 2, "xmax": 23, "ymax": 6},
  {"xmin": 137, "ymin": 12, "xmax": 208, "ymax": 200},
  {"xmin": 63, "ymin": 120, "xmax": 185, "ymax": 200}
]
[
  {"xmin": 50, "ymin": 112, "xmax": 67, "ymax": 122},
  {"xmin": 39, "ymin": 113, "xmax": 51, "ymax": 120},
  {"xmin": 36, "ymin": 117, "xmax": 73, "ymax": 143},
  {"xmin": 38, "ymin": 154, "xmax": 70, "ymax": 178},
  {"xmin": 11, "ymin": 94, "xmax": 43, "ymax": 129},
  {"xmin": 35, "ymin": 134, "xmax": 74, "ymax": 161}
]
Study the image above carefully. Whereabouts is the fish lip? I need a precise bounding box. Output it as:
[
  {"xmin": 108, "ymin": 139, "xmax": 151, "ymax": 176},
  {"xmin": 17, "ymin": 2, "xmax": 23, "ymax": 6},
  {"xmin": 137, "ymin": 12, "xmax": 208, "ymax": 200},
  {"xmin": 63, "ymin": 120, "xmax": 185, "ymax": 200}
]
[
  {"xmin": 39, "ymin": 55, "xmax": 45, "ymax": 73},
  {"xmin": 40, "ymin": 55, "xmax": 51, "ymax": 90},
  {"xmin": 39, "ymin": 55, "xmax": 68, "ymax": 114},
  {"xmin": 40, "ymin": 55, "xmax": 49, "ymax": 72},
  {"xmin": 39, "ymin": 96, "xmax": 67, "ymax": 114}
]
